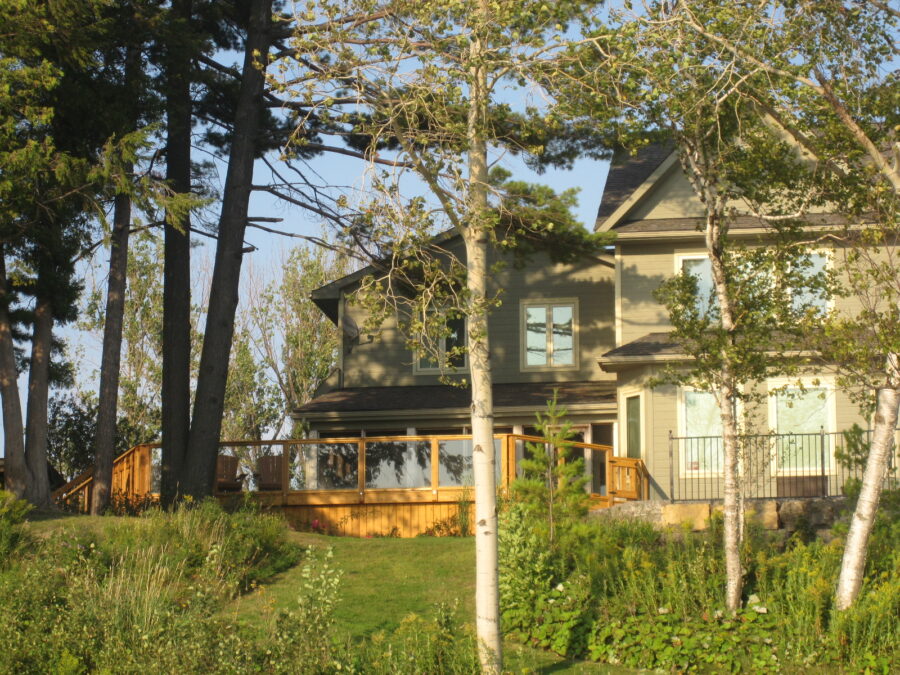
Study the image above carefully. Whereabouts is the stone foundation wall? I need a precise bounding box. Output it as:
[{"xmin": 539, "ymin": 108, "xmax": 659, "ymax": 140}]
[{"xmin": 590, "ymin": 497, "xmax": 846, "ymax": 533}]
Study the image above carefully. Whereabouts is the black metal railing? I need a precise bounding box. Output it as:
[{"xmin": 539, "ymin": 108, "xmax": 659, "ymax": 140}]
[{"xmin": 667, "ymin": 429, "xmax": 899, "ymax": 502}]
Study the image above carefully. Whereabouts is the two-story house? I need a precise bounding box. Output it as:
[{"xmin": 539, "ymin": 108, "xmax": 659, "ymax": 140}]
[{"xmin": 295, "ymin": 143, "xmax": 879, "ymax": 510}]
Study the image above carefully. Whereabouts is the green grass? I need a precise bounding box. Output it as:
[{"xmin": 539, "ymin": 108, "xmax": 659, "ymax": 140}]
[
  {"xmin": 227, "ymin": 530, "xmax": 630, "ymax": 673},
  {"xmin": 229, "ymin": 532, "xmax": 476, "ymax": 637}
]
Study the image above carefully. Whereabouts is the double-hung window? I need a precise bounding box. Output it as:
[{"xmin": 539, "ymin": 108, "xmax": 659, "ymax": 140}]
[
  {"xmin": 678, "ymin": 255, "xmax": 716, "ymax": 317},
  {"xmin": 414, "ymin": 316, "xmax": 466, "ymax": 373},
  {"xmin": 679, "ymin": 389, "xmax": 724, "ymax": 475},
  {"xmin": 521, "ymin": 300, "xmax": 577, "ymax": 369},
  {"xmin": 768, "ymin": 378, "xmax": 835, "ymax": 474},
  {"xmin": 790, "ymin": 251, "xmax": 830, "ymax": 316}
]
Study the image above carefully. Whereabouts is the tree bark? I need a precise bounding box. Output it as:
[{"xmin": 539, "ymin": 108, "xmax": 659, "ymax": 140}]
[
  {"xmin": 834, "ymin": 373, "xmax": 900, "ymax": 610},
  {"xmin": 23, "ymin": 293, "xmax": 53, "ymax": 507},
  {"xmin": 183, "ymin": 0, "xmax": 272, "ymax": 498},
  {"xmin": 706, "ymin": 214, "xmax": 743, "ymax": 613},
  {"xmin": 0, "ymin": 248, "xmax": 30, "ymax": 498},
  {"xmin": 161, "ymin": 0, "xmax": 194, "ymax": 506},
  {"xmin": 91, "ymin": 187, "xmax": 132, "ymax": 514},
  {"xmin": 682, "ymin": 143, "xmax": 745, "ymax": 612},
  {"xmin": 466, "ymin": 5, "xmax": 502, "ymax": 669}
]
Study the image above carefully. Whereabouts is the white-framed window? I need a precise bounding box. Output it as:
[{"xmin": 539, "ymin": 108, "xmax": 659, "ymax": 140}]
[
  {"xmin": 618, "ymin": 388, "xmax": 644, "ymax": 460},
  {"xmin": 676, "ymin": 249, "xmax": 831, "ymax": 319},
  {"xmin": 768, "ymin": 377, "xmax": 836, "ymax": 475},
  {"xmin": 677, "ymin": 388, "xmax": 724, "ymax": 476},
  {"xmin": 520, "ymin": 299, "xmax": 578, "ymax": 370},
  {"xmin": 675, "ymin": 254, "xmax": 716, "ymax": 317},
  {"xmin": 790, "ymin": 250, "xmax": 831, "ymax": 316},
  {"xmin": 413, "ymin": 315, "xmax": 467, "ymax": 374}
]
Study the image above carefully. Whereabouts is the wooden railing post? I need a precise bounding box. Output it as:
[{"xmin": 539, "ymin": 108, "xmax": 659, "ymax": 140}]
[
  {"xmin": 281, "ymin": 441, "xmax": 290, "ymax": 499},
  {"xmin": 358, "ymin": 438, "xmax": 366, "ymax": 504}
]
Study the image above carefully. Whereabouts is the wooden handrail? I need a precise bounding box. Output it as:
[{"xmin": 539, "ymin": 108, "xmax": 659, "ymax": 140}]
[{"xmin": 54, "ymin": 434, "xmax": 649, "ymax": 512}]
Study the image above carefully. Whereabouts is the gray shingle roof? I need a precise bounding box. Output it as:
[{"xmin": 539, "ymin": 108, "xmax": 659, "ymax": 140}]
[
  {"xmin": 595, "ymin": 144, "xmax": 673, "ymax": 230},
  {"xmin": 294, "ymin": 380, "xmax": 616, "ymax": 416},
  {"xmin": 601, "ymin": 332, "xmax": 683, "ymax": 360}
]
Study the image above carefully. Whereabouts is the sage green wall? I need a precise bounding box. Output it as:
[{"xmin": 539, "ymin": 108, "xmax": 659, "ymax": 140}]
[
  {"xmin": 339, "ymin": 245, "xmax": 616, "ymax": 388},
  {"xmin": 616, "ymin": 364, "xmax": 871, "ymax": 501},
  {"xmin": 617, "ymin": 238, "xmax": 863, "ymax": 348}
]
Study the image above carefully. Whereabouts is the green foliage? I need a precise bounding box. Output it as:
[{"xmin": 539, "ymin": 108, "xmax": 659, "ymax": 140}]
[
  {"xmin": 500, "ymin": 504, "xmax": 899, "ymax": 669},
  {"xmin": 348, "ymin": 603, "xmax": 480, "ymax": 675},
  {"xmin": 511, "ymin": 393, "xmax": 589, "ymax": 549},
  {"xmin": 0, "ymin": 491, "xmax": 32, "ymax": 562},
  {"xmin": 0, "ymin": 501, "xmax": 306, "ymax": 673},
  {"xmin": 589, "ymin": 608, "xmax": 781, "ymax": 672}
]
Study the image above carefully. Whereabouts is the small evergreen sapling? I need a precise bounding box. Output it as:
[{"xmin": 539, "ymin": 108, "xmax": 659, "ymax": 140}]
[{"xmin": 511, "ymin": 393, "xmax": 589, "ymax": 549}]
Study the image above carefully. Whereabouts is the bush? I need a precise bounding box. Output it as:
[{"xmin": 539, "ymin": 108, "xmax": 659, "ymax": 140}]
[
  {"xmin": 499, "ymin": 500, "xmax": 899, "ymax": 670},
  {"xmin": 0, "ymin": 501, "xmax": 307, "ymax": 674},
  {"xmin": 0, "ymin": 490, "xmax": 31, "ymax": 562},
  {"xmin": 347, "ymin": 603, "xmax": 480, "ymax": 675}
]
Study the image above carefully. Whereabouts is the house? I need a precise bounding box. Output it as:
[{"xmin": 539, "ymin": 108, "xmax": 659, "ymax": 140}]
[
  {"xmin": 594, "ymin": 145, "xmax": 881, "ymax": 502},
  {"xmin": 55, "ymin": 145, "xmax": 893, "ymax": 534},
  {"xmin": 294, "ymin": 143, "xmax": 890, "ymax": 515}
]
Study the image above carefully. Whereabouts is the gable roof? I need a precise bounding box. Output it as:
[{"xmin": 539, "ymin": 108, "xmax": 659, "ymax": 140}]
[{"xmin": 594, "ymin": 143, "xmax": 675, "ymax": 231}]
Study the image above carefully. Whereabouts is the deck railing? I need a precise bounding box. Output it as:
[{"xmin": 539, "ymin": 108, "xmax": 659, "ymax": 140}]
[
  {"xmin": 667, "ymin": 429, "xmax": 900, "ymax": 501},
  {"xmin": 54, "ymin": 434, "xmax": 648, "ymax": 512}
]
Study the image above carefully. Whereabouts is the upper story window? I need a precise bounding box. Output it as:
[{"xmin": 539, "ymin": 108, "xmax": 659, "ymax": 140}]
[
  {"xmin": 791, "ymin": 252, "xmax": 830, "ymax": 315},
  {"xmin": 678, "ymin": 255, "xmax": 716, "ymax": 317},
  {"xmin": 414, "ymin": 316, "xmax": 466, "ymax": 373},
  {"xmin": 521, "ymin": 299, "xmax": 577, "ymax": 369},
  {"xmin": 677, "ymin": 250, "xmax": 830, "ymax": 319}
]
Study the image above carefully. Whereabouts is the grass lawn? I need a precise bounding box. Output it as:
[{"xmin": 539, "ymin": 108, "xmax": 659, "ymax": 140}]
[{"xmin": 229, "ymin": 530, "xmax": 630, "ymax": 674}]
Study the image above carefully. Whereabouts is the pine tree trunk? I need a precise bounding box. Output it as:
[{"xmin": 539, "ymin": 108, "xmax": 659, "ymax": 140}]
[
  {"xmin": 834, "ymin": 374, "xmax": 900, "ymax": 610},
  {"xmin": 183, "ymin": 0, "xmax": 272, "ymax": 498},
  {"xmin": 23, "ymin": 293, "xmax": 53, "ymax": 507},
  {"xmin": 161, "ymin": 0, "xmax": 193, "ymax": 506},
  {"xmin": 466, "ymin": 7, "xmax": 502, "ymax": 668},
  {"xmin": 0, "ymin": 249, "xmax": 30, "ymax": 498},
  {"xmin": 91, "ymin": 187, "xmax": 132, "ymax": 514}
]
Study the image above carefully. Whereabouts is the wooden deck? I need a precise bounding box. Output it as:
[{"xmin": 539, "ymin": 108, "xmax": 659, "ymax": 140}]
[{"xmin": 53, "ymin": 434, "xmax": 649, "ymax": 536}]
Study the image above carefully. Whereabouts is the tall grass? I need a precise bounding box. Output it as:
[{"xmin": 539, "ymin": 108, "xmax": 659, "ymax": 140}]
[{"xmin": 499, "ymin": 500, "xmax": 900, "ymax": 670}]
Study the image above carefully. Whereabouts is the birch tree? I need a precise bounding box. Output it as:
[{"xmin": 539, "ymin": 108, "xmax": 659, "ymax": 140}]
[
  {"xmin": 560, "ymin": 2, "xmax": 824, "ymax": 611},
  {"xmin": 653, "ymin": 0, "xmax": 900, "ymax": 611},
  {"xmin": 276, "ymin": 1, "xmax": 609, "ymax": 668}
]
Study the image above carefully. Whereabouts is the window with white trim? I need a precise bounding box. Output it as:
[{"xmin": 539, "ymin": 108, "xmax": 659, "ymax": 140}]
[
  {"xmin": 769, "ymin": 379, "xmax": 835, "ymax": 474},
  {"xmin": 521, "ymin": 300, "xmax": 577, "ymax": 369},
  {"xmin": 679, "ymin": 255, "xmax": 716, "ymax": 317},
  {"xmin": 414, "ymin": 316, "xmax": 466, "ymax": 373},
  {"xmin": 679, "ymin": 389, "xmax": 724, "ymax": 475},
  {"xmin": 790, "ymin": 251, "xmax": 830, "ymax": 315}
]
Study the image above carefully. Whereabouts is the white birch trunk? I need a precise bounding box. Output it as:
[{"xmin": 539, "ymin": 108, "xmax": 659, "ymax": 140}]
[
  {"xmin": 466, "ymin": 4, "xmax": 501, "ymax": 667},
  {"xmin": 693, "ymin": 151, "xmax": 744, "ymax": 612},
  {"xmin": 834, "ymin": 368, "xmax": 900, "ymax": 610}
]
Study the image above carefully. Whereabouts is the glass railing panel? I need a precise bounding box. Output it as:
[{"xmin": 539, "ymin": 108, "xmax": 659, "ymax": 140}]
[
  {"xmin": 365, "ymin": 440, "xmax": 431, "ymax": 488},
  {"xmin": 289, "ymin": 442, "xmax": 358, "ymax": 490},
  {"xmin": 437, "ymin": 438, "xmax": 501, "ymax": 487}
]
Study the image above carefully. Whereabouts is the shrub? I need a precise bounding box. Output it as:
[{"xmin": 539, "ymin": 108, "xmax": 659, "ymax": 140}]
[
  {"xmin": 0, "ymin": 501, "xmax": 306, "ymax": 674},
  {"xmin": 347, "ymin": 603, "xmax": 480, "ymax": 675},
  {"xmin": 0, "ymin": 490, "xmax": 31, "ymax": 562}
]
